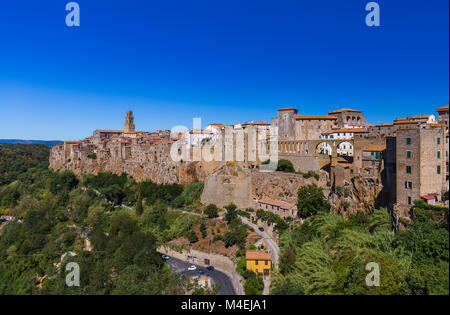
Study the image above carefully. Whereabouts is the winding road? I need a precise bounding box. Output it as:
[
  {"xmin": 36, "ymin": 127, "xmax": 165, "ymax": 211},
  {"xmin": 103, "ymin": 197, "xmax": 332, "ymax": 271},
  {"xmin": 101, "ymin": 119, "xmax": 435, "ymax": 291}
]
[
  {"xmin": 239, "ymin": 216, "xmax": 280, "ymax": 266},
  {"xmin": 164, "ymin": 255, "xmax": 236, "ymax": 295}
]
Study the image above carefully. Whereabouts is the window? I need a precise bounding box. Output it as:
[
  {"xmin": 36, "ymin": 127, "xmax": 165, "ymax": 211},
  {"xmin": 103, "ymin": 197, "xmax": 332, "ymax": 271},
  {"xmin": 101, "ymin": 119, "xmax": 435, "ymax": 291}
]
[
  {"xmin": 265, "ymin": 260, "xmax": 268, "ymax": 265},
  {"xmin": 408, "ymin": 197, "xmax": 412, "ymax": 205},
  {"xmin": 406, "ymin": 151, "xmax": 411, "ymax": 159},
  {"xmin": 437, "ymin": 137, "xmax": 441, "ymax": 145},
  {"xmin": 406, "ymin": 166, "xmax": 411, "ymax": 174},
  {"xmin": 405, "ymin": 181, "xmax": 412, "ymax": 189},
  {"xmin": 406, "ymin": 138, "xmax": 411, "ymax": 145},
  {"xmin": 437, "ymin": 151, "xmax": 441, "ymax": 159},
  {"xmin": 255, "ymin": 260, "xmax": 258, "ymax": 265},
  {"xmin": 437, "ymin": 165, "xmax": 441, "ymax": 174}
]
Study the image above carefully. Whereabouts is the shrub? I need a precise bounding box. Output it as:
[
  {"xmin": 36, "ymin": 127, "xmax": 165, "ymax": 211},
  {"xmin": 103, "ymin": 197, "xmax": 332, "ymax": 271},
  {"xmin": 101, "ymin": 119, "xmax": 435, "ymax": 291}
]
[
  {"xmin": 204, "ymin": 204, "xmax": 219, "ymax": 218},
  {"xmin": 276, "ymin": 159, "xmax": 295, "ymax": 173}
]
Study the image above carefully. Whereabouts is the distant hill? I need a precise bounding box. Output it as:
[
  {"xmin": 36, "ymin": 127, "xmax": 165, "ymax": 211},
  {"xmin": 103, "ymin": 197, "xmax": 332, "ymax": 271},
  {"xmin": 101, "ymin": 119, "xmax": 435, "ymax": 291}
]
[{"xmin": 0, "ymin": 139, "xmax": 63, "ymax": 147}]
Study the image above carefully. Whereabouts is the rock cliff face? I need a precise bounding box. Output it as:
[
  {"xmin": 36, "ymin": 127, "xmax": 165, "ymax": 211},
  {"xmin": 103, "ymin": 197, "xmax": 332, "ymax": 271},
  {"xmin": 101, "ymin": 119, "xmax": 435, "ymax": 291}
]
[
  {"xmin": 200, "ymin": 163, "xmax": 328, "ymax": 207},
  {"xmin": 329, "ymin": 175, "xmax": 384, "ymax": 217},
  {"xmin": 50, "ymin": 141, "xmax": 209, "ymax": 185}
]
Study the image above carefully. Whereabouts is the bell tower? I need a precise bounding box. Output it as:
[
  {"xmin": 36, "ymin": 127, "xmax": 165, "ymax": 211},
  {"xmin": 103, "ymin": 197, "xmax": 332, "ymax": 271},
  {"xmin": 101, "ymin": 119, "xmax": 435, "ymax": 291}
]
[{"xmin": 124, "ymin": 110, "xmax": 135, "ymax": 133}]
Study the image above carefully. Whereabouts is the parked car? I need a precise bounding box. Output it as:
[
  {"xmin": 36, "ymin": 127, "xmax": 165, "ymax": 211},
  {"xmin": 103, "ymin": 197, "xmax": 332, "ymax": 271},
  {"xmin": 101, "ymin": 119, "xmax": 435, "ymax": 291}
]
[
  {"xmin": 206, "ymin": 266, "xmax": 215, "ymax": 271},
  {"xmin": 161, "ymin": 255, "xmax": 170, "ymax": 260},
  {"xmin": 258, "ymin": 227, "xmax": 264, "ymax": 232},
  {"xmin": 198, "ymin": 268, "xmax": 206, "ymax": 275},
  {"xmin": 187, "ymin": 265, "xmax": 197, "ymax": 271}
]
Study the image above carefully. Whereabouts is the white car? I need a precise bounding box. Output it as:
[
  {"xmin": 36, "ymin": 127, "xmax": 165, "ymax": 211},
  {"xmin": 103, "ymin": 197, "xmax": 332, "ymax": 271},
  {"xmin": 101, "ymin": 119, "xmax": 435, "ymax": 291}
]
[{"xmin": 187, "ymin": 265, "xmax": 197, "ymax": 271}]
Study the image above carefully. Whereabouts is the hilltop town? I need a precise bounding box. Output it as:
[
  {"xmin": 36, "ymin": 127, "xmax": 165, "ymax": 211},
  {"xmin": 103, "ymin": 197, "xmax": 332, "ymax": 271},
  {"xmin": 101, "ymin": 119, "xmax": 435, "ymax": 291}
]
[{"xmin": 50, "ymin": 105, "xmax": 449, "ymax": 229}]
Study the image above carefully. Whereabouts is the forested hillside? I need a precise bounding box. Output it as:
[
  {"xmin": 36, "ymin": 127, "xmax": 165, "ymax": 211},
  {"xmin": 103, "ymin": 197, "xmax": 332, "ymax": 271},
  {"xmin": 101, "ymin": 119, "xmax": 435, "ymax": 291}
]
[
  {"xmin": 0, "ymin": 144, "xmax": 213, "ymax": 294},
  {"xmin": 0, "ymin": 143, "xmax": 50, "ymax": 186}
]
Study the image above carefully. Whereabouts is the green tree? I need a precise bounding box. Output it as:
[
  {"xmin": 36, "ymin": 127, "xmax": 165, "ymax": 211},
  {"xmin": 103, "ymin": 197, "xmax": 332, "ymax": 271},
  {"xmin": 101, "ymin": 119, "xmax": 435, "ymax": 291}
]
[
  {"xmin": 204, "ymin": 204, "xmax": 219, "ymax": 218},
  {"xmin": 276, "ymin": 159, "xmax": 295, "ymax": 173},
  {"xmin": 280, "ymin": 244, "xmax": 296, "ymax": 275},
  {"xmin": 297, "ymin": 184, "xmax": 329, "ymax": 218},
  {"xmin": 224, "ymin": 203, "xmax": 238, "ymax": 224}
]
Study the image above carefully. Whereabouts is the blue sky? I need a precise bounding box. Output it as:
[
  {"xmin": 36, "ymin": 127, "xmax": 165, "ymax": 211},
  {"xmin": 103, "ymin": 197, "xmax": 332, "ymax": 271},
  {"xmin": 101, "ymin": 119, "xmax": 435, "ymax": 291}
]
[{"xmin": 0, "ymin": 0, "xmax": 448, "ymax": 140}]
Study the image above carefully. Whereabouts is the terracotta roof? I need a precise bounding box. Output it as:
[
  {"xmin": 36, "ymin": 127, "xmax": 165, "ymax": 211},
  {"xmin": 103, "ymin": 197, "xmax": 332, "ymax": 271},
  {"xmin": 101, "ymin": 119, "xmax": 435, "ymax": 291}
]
[
  {"xmin": 258, "ymin": 198, "xmax": 296, "ymax": 209},
  {"xmin": 64, "ymin": 141, "xmax": 82, "ymax": 144},
  {"xmin": 332, "ymin": 161, "xmax": 352, "ymax": 167},
  {"xmin": 208, "ymin": 123, "xmax": 226, "ymax": 129},
  {"xmin": 436, "ymin": 105, "xmax": 449, "ymax": 112},
  {"xmin": 322, "ymin": 128, "xmax": 367, "ymax": 135},
  {"xmin": 411, "ymin": 115, "xmax": 433, "ymax": 119},
  {"xmin": 243, "ymin": 121, "xmax": 271, "ymax": 126},
  {"xmin": 245, "ymin": 250, "xmax": 272, "ymax": 261},
  {"xmin": 421, "ymin": 193, "xmax": 440, "ymax": 200},
  {"xmin": 393, "ymin": 120, "xmax": 421, "ymax": 125},
  {"xmin": 277, "ymin": 107, "xmax": 298, "ymax": 112},
  {"xmin": 346, "ymin": 123, "xmax": 373, "ymax": 126},
  {"xmin": 376, "ymin": 123, "xmax": 394, "ymax": 127},
  {"xmin": 296, "ymin": 115, "xmax": 337, "ymax": 120},
  {"xmin": 363, "ymin": 144, "xmax": 386, "ymax": 152},
  {"xmin": 328, "ymin": 108, "xmax": 362, "ymax": 114}
]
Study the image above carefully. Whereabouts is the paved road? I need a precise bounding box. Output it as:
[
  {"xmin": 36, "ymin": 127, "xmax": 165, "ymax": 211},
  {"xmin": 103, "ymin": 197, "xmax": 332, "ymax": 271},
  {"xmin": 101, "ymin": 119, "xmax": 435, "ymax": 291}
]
[
  {"xmin": 239, "ymin": 216, "xmax": 280, "ymax": 266},
  {"xmin": 164, "ymin": 255, "xmax": 236, "ymax": 295}
]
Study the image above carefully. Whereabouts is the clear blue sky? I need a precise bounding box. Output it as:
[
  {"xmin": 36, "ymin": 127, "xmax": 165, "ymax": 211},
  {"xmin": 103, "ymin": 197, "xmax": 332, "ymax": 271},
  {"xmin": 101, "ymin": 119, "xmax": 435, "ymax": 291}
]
[{"xmin": 0, "ymin": 0, "xmax": 448, "ymax": 140}]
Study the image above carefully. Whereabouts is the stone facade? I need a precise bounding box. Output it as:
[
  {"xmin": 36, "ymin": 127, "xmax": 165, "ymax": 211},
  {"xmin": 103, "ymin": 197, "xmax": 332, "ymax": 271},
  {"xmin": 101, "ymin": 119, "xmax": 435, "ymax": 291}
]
[
  {"xmin": 328, "ymin": 108, "xmax": 365, "ymax": 127},
  {"xmin": 392, "ymin": 125, "xmax": 447, "ymax": 218}
]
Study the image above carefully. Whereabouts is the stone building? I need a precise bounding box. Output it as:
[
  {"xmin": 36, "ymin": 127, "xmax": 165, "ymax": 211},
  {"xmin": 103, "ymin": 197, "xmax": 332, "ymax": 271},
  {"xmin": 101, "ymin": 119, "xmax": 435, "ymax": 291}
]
[
  {"xmin": 124, "ymin": 110, "xmax": 135, "ymax": 133},
  {"xmin": 368, "ymin": 123, "xmax": 394, "ymax": 138},
  {"xmin": 361, "ymin": 144, "xmax": 385, "ymax": 178},
  {"xmin": 294, "ymin": 115, "xmax": 337, "ymax": 140},
  {"xmin": 437, "ymin": 105, "xmax": 449, "ymax": 130},
  {"xmin": 390, "ymin": 124, "xmax": 447, "ymax": 218},
  {"xmin": 328, "ymin": 108, "xmax": 365, "ymax": 127},
  {"xmin": 253, "ymin": 198, "xmax": 297, "ymax": 219},
  {"xmin": 276, "ymin": 107, "xmax": 298, "ymax": 139}
]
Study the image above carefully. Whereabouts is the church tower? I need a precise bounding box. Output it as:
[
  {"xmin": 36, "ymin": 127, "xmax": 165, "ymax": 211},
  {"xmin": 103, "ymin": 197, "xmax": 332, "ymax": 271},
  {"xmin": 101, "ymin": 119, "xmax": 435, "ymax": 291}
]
[{"xmin": 124, "ymin": 110, "xmax": 135, "ymax": 133}]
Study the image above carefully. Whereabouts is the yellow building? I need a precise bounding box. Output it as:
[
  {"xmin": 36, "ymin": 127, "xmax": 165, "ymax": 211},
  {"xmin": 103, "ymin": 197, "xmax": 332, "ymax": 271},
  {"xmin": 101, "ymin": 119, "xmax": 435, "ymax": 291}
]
[{"xmin": 246, "ymin": 250, "xmax": 272, "ymax": 276}]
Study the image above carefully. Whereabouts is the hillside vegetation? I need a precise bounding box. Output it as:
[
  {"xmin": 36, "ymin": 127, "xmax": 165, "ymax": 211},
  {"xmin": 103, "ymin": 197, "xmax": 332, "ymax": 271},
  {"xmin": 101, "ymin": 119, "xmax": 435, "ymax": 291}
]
[
  {"xmin": 0, "ymin": 143, "xmax": 50, "ymax": 186},
  {"xmin": 272, "ymin": 192, "xmax": 449, "ymax": 295},
  {"xmin": 0, "ymin": 144, "xmax": 215, "ymax": 294}
]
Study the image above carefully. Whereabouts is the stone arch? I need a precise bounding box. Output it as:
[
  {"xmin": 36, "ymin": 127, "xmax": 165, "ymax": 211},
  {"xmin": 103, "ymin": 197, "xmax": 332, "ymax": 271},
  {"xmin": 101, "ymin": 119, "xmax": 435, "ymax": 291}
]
[{"xmin": 315, "ymin": 142, "xmax": 332, "ymax": 156}]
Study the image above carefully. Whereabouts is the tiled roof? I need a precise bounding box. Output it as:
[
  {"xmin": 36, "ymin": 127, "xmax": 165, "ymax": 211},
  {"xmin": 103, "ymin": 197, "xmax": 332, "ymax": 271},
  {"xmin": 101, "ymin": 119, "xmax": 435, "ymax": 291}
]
[
  {"xmin": 363, "ymin": 144, "xmax": 386, "ymax": 152},
  {"xmin": 243, "ymin": 121, "xmax": 271, "ymax": 126},
  {"xmin": 246, "ymin": 250, "xmax": 272, "ymax": 261},
  {"xmin": 421, "ymin": 193, "xmax": 440, "ymax": 200},
  {"xmin": 411, "ymin": 115, "xmax": 433, "ymax": 119},
  {"xmin": 375, "ymin": 123, "xmax": 394, "ymax": 127},
  {"xmin": 258, "ymin": 198, "xmax": 296, "ymax": 209},
  {"xmin": 328, "ymin": 108, "xmax": 362, "ymax": 114},
  {"xmin": 322, "ymin": 128, "xmax": 367, "ymax": 135},
  {"xmin": 436, "ymin": 105, "xmax": 449, "ymax": 112},
  {"xmin": 296, "ymin": 115, "xmax": 337, "ymax": 120}
]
